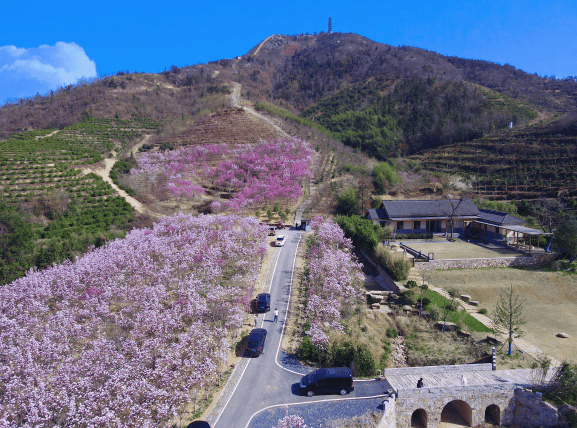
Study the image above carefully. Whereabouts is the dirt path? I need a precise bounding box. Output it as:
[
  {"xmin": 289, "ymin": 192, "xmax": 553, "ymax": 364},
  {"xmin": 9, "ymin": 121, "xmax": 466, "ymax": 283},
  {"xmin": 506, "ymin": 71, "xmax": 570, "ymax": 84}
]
[
  {"xmin": 252, "ymin": 34, "xmax": 275, "ymax": 57},
  {"xmin": 230, "ymin": 82, "xmax": 289, "ymax": 138},
  {"xmin": 80, "ymin": 134, "xmax": 161, "ymax": 217},
  {"xmin": 35, "ymin": 130, "xmax": 60, "ymax": 140},
  {"xmin": 128, "ymin": 134, "xmax": 152, "ymax": 156}
]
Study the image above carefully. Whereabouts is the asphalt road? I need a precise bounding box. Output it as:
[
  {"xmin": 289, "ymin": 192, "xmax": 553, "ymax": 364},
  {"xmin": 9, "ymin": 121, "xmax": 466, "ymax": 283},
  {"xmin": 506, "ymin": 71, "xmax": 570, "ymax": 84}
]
[{"xmin": 213, "ymin": 229, "xmax": 389, "ymax": 428}]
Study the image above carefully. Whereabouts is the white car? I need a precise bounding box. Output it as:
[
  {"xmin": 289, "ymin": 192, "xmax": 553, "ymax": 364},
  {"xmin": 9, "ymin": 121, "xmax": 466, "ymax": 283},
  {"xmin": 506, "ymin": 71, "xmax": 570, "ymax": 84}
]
[{"xmin": 275, "ymin": 235, "xmax": 287, "ymax": 247}]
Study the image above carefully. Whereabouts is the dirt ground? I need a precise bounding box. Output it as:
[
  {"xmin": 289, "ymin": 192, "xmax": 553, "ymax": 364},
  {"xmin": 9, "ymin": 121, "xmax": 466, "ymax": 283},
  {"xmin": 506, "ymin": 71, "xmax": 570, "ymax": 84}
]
[
  {"xmin": 432, "ymin": 267, "xmax": 577, "ymax": 364},
  {"xmin": 398, "ymin": 239, "xmax": 527, "ymax": 260}
]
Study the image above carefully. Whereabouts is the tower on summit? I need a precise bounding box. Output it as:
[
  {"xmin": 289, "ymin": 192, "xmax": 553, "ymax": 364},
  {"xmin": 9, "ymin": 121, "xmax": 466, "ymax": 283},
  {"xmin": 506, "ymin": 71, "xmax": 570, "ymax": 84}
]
[{"xmin": 328, "ymin": 17, "xmax": 332, "ymax": 33}]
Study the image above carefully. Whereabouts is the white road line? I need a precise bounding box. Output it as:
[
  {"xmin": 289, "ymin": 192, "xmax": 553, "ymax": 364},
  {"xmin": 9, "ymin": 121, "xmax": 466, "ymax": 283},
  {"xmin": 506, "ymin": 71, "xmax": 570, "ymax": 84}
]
[
  {"xmin": 211, "ymin": 357, "xmax": 252, "ymax": 428},
  {"xmin": 244, "ymin": 394, "xmax": 387, "ymax": 428},
  {"xmin": 274, "ymin": 233, "xmax": 303, "ymax": 374}
]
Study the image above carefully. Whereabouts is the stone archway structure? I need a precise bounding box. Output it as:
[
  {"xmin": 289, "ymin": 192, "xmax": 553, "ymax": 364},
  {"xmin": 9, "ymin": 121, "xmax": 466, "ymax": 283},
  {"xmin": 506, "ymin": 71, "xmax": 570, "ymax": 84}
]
[
  {"xmin": 441, "ymin": 400, "xmax": 472, "ymax": 426},
  {"xmin": 485, "ymin": 404, "xmax": 500, "ymax": 425},
  {"xmin": 411, "ymin": 408, "xmax": 427, "ymax": 428},
  {"xmin": 394, "ymin": 384, "xmax": 517, "ymax": 427}
]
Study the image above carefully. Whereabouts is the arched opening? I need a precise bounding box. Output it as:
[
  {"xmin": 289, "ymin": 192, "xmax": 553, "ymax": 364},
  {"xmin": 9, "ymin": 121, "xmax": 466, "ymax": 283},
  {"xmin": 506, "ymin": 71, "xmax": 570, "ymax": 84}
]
[
  {"xmin": 441, "ymin": 400, "xmax": 472, "ymax": 427},
  {"xmin": 485, "ymin": 404, "xmax": 500, "ymax": 425},
  {"xmin": 411, "ymin": 408, "xmax": 427, "ymax": 428}
]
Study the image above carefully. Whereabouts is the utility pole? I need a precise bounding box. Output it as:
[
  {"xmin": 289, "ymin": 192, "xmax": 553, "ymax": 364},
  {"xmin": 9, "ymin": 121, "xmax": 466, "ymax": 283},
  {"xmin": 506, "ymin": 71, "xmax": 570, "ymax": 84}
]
[{"xmin": 328, "ymin": 17, "xmax": 332, "ymax": 33}]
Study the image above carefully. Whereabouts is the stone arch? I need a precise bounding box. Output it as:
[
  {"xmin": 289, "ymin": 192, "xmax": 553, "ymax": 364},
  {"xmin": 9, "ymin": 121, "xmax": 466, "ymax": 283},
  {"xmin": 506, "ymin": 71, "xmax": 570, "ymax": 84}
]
[
  {"xmin": 411, "ymin": 408, "xmax": 427, "ymax": 428},
  {"xmin": 485, "ymin": 404, "xmax": 500, "ymax": 425},
  {"xmin": 441, "ymin": 399, "xmax": 472, "ymax": 426}
]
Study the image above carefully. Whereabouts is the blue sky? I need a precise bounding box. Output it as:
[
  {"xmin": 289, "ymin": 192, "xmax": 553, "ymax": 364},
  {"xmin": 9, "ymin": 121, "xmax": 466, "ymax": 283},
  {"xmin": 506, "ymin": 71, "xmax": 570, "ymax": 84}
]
[{"xmin": 1, "ymin": 0, "xmax": 575, "ymax": 104}]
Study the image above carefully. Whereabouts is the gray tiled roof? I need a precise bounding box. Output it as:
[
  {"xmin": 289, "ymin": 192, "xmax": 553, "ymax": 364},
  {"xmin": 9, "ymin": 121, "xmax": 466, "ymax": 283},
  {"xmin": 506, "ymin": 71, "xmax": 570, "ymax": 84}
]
[
  {"xmin": 367, "ymin": 209, "xmax": 388, "ymax": 221},
  {"xmin": 478, "ymin": 209, "xmax": 525, "ymax": 226},
  {"xmin": 381, "ymin": 199, "xmax": 481, "ymax": 219}
]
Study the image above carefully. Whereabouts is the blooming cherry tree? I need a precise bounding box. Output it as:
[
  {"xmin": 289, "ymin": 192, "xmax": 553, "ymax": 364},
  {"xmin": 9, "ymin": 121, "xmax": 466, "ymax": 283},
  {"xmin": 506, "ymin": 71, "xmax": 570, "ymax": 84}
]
[
  {"xmin": 0, "ymin": 214, "xmax": 267, "ymax": 426},
  {"xmin": 132, "ymin": 138, "xmax": 314, "ymax": 211},
  {"xmin": 303, "ymin": 217, "xmax": 365, "ymax": 354},
  {"xmin": 273, "ymin": 406, "xmax": 307, "ymax": 428}
]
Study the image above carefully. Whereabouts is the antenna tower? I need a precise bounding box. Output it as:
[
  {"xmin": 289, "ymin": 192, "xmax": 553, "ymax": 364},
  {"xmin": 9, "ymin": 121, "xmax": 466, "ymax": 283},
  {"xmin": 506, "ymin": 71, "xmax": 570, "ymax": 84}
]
[{"xmin": 328, "ymin": 17, "xmax": 332, "ymax": 34}]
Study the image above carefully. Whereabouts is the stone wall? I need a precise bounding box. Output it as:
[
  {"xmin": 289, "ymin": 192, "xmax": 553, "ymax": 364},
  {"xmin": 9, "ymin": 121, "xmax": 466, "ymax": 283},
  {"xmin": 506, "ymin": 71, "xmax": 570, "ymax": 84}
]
[
  {"xmin": 383, "ymin": 363, "xmax": 492, "ymax": 377},
  {"xmin": 383, "ymin": 385, "xmax": 561, "ymax": 428},
  {"xmin": 514, "ymin": 389, "xmax": 560, "ymax": 428},
  {"xmin": 416, "ymin": 253, "xmax": 557, "ymax": 270},
  {"xmin": 395, "ymin": 383, "xmax": 517, "ymax": 428},
  {"xmin": 376, "ymin": 394, "xmax": 396, "ymax": 428}
]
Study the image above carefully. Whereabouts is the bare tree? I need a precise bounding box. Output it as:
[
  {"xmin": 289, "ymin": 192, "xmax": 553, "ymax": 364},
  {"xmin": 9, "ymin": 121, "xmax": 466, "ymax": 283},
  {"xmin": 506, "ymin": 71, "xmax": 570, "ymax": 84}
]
[
  {"xmin": 442, "ymin": 193, "xmax": 470, "ymax": 241},
  {"xmin": 492, "ymin": 284, "xmax": 526, "ymax": 356}
]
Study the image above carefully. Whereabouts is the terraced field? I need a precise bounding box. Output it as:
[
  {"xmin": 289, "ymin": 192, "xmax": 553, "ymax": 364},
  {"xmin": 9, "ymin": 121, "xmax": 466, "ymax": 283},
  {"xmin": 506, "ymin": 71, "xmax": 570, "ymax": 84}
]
[
  {"xmin": 164, "ymin": 108, "xmax": 283, "ymax": 148},
  {"xmin": 0, "ymin": 117, "xmax": 160, "ymax": 284},
  {"xmin": 0, "ymin": 118, "xmax": 159, "ymax": 201},
  {"xmin": 412, "ymin": 124, "xmax": 577, "ymax": 200}
]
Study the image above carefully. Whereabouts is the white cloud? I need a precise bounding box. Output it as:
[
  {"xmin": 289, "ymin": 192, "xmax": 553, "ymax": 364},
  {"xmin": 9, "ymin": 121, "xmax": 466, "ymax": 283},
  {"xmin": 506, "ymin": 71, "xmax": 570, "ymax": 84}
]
[{"xmin": 0, "ymin": 42, "xmax": 97, "ymax": 103}]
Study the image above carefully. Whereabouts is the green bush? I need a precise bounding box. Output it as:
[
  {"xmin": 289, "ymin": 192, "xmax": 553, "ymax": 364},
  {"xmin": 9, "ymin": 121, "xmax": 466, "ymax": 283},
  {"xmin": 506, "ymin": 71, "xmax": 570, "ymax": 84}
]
[
  {"xmin": 336, "ymin": 215, "xmax": 382, "ymax": 254},
  {"xmin": 406, "ymin": 280, "xmax": 418, "ymax": 288},
  {"xmin": 354, "ymin": 344, "xmax": 376, "ymax": 376},
  {"xmin": 298, "ymin": 336, "xmax": 317, "ymax": 360},
  {"xmin": 386, "ymin": 327, "xmax": 398, "ymax": 338},
  {"xmin": 479, "ymin": 308, "xmax": 488, "ymax": 315},
  {"xmin": 328, "ymin": 341, "xmax": 355, "ymax": 367},
  {"xmin": 375, "ymin": 246, "xmax": 411, "ymax": 281}
]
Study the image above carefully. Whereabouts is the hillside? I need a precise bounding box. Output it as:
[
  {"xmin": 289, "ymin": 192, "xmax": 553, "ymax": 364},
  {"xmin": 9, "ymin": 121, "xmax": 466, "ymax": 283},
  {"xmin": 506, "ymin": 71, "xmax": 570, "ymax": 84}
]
[
  {"xmin": 2, "ymin": 31, "xmax": 577, "ymax": 285},
  {"xmin": 217, "ymin": 33, "xmax": 576, "ymax": 161},
  {"xmin": 412, "ymin": 112, "xmax": 577, "ymax": 200}
]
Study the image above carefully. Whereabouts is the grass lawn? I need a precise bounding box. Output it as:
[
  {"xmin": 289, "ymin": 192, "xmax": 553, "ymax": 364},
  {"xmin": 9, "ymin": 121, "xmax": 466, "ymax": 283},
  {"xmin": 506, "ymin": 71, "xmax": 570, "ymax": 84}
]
[
  {"xmin": 423, "ymin": 290, "xmax": 492, "ymax": 333},
  {"xmin": 431, "ymin": 266, "xmax": 577, "ymax": 364}
]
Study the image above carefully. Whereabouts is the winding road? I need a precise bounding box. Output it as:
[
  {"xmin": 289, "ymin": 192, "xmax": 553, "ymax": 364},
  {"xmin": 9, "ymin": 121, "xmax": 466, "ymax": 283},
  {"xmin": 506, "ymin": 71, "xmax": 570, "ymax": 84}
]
[{"xmin": 208, "ymin": 230, "xmax": 390, "ymax": 428}]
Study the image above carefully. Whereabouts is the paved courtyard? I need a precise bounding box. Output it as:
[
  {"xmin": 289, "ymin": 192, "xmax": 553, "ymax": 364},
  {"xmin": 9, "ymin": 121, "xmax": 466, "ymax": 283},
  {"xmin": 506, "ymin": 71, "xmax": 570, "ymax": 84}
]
[{"xmin": 390, "ymin": 238, "xmax": 538, "ymax": 260}]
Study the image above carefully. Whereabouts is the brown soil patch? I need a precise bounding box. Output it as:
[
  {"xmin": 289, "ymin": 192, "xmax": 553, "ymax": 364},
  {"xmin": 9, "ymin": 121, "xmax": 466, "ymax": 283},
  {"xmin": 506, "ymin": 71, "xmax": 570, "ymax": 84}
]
[
  {"xmin": 432, "ymin": 267, "xmax": 577, "ymax": 364},
  {"xmin": 166, "ymin": 108, "xmax": 284, "ymax": 147}
]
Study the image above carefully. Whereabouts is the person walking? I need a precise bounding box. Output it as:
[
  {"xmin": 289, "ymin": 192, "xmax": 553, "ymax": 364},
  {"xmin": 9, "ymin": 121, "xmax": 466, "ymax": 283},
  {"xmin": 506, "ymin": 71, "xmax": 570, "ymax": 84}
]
[
  {"xmin": 417, "ymin": 378, "xmax": 424, "ymax": 388},
  {"xmin": 461, "ymin": 374, "xmax": 468, "ymax": 386},
  {"xmin": 273, "ymin": 308, "xmax": 279, "ymax": 323},
  {"xmin": 254, "ymin": 314, "xmax": 258, "ymax": 327}
]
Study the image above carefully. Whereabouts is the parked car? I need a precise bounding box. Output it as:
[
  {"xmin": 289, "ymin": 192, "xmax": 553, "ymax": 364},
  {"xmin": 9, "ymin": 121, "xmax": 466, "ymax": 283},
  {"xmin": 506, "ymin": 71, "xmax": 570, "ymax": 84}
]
[
  {"xmin": 246, "ymin": 328, "xmax": 267, "ymax": 357},
  {"xmin": 299, "ymin": 367, "xmax": 354, "ymax": 397},
  {"xmin": 268, "ymin": 226, "xmax": 277, "ymax": 236},
  {"xmin": 256, "ymin": 293, "xmax": 271, "ymax": 312},
  {"xmin": 275, "ymin": 235, "xmax": 287, "ymax": 247}
]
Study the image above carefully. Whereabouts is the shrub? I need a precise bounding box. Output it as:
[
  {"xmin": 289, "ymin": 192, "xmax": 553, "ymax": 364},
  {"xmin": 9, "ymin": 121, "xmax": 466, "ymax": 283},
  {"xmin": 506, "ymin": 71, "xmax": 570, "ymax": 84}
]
[
  {"xmin": 402, "ymin": 289, "xmax": 417, "ymax": 306},
  {"xmin": 354, "ymin": 344, "xmax": 376, "ymax": 376},
  {"xmin": 406, "ymin": 280, "xmax": 418, "ymax": 288},
  {"xmin": 375, "ymin": 246, "xmax": 411, "ymax": 281},
  {"xmin": 328, "ymin": 341, "xmax": 355, "ymax": 367},
  {"xmin": 386, "ymin": 327, "xmax": 398, "ymax": 338},
  {"xmin": 297, "ymin": 336, "xmax": 316, "ymax": 360},
  {"xmin": 479, "ymin": 308, "xmax": 488, "ymax": 315}
]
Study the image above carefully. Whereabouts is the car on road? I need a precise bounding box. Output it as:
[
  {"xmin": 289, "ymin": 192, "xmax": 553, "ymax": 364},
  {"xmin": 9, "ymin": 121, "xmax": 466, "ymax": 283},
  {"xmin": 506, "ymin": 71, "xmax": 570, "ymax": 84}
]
[
  {"xmin": 256, "ymin": 293, "xmax": 271, "ymax": 312},
  {"xmin": 275, "ymin": 234, "xmax": 287, "ymax": 247},
  {"xmin": 246, "ymin": 328, "xmax": 267, "ymax": 357},
  {"xmin": 299, "ymin": 367, "xmax": 354, "ymax": 397},
  {"xmin": 268, "ymin": 226, "xmax": 277, "ymax": 236}
]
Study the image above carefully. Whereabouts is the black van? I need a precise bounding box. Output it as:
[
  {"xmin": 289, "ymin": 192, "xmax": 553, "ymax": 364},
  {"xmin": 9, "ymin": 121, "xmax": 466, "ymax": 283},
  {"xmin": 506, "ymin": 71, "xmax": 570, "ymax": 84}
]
[{"xmin": 299, "ymin": 367, "xmax": 354, "ymax": 397}]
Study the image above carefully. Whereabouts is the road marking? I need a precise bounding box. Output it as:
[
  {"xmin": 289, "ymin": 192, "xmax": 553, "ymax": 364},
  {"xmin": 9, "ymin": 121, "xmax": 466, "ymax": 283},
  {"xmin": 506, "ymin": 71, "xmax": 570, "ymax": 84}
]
[
  {"xmin": 274, "ymin": 232, "xmax": 302, "ymax": 374},
  {"xmin": 244, "ymin": 394, "xmax": 387, "ymax": 428},
  {"xmin": 210, "ymin": 356, "xmax": 253, "ymax": 428}
]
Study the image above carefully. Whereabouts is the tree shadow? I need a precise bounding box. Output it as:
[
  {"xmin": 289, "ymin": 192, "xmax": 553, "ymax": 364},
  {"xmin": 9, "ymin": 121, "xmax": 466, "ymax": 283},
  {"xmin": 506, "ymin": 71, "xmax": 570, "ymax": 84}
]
[{"xmin": 235, "ymin": 336, "xmax": 249, "ymax": 357}]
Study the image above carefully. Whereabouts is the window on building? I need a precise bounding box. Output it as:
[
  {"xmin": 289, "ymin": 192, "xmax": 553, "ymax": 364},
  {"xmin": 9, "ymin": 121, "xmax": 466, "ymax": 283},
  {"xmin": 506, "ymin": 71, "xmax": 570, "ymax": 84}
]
[
  {"xmin": 496, "ymin": 227, "xmax": 500, "ymax": 236},
  {"xmin": 414, "ymin": 221, "xmax": 421, "ymax": 230},
  {"xmin": 397, "ymin": 221, "xmax": 404, "ymax": 230}
]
